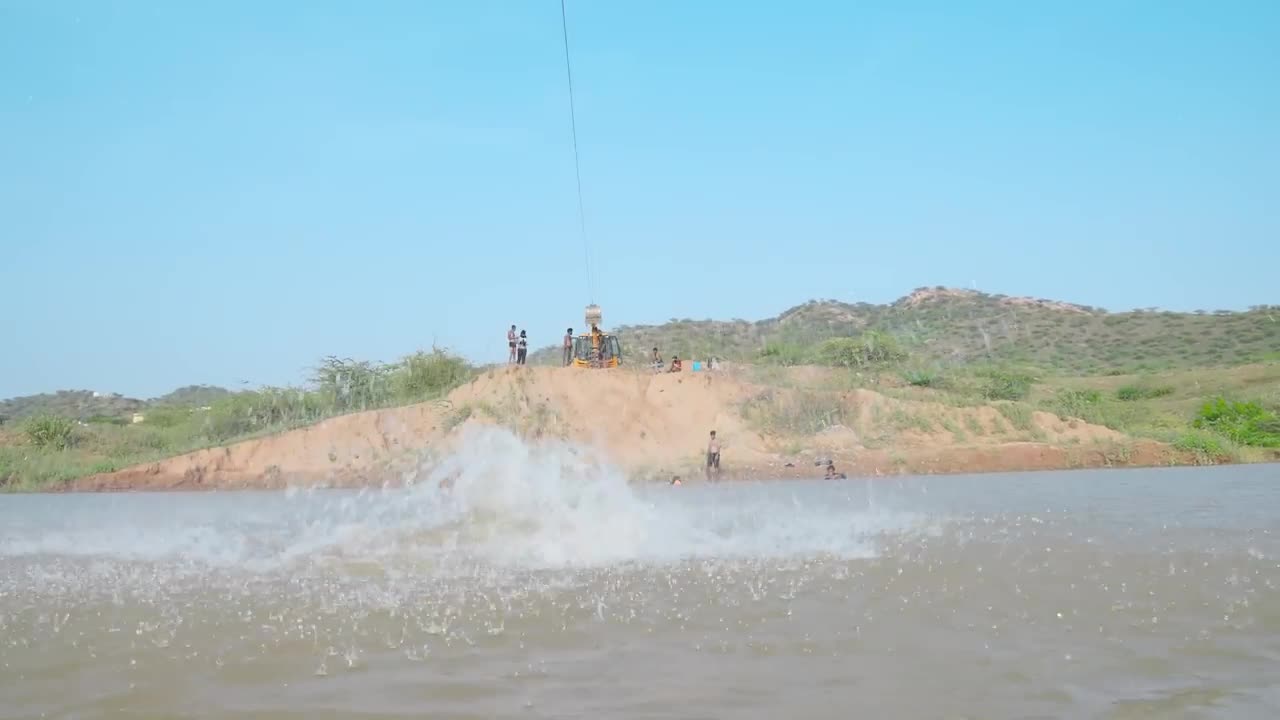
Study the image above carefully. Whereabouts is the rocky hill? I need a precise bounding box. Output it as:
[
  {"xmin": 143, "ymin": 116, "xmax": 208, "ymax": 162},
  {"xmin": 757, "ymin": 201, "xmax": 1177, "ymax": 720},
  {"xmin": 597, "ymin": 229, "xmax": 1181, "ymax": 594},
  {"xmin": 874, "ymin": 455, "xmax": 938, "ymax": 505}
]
[{"xmin": 530, "ymin": 288, "xmax": 1280, "ymax": 374}]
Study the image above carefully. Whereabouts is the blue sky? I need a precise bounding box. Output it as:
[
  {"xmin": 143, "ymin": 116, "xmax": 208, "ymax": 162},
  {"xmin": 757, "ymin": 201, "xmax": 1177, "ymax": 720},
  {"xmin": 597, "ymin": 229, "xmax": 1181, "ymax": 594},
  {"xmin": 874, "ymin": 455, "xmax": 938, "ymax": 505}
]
[{"xmin": 2, "ymin": 0, "xmax": 1276, "ymax": 399}]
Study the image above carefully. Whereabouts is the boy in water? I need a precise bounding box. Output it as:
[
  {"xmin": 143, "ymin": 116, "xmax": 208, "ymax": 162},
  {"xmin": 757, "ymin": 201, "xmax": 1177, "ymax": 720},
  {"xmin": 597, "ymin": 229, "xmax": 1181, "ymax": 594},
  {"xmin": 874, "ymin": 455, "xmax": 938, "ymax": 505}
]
[{"xmin": 706, "ymin": 430, "xmax": 721, "ymax": 482}]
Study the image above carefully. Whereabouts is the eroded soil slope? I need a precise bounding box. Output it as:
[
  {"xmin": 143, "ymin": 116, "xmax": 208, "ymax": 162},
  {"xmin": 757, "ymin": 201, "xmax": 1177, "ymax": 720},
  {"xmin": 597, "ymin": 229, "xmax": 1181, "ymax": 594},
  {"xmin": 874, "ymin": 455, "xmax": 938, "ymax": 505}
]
[{"xmin": 67, "ymin": 366, "xmax": 1181, "ymax": 491}]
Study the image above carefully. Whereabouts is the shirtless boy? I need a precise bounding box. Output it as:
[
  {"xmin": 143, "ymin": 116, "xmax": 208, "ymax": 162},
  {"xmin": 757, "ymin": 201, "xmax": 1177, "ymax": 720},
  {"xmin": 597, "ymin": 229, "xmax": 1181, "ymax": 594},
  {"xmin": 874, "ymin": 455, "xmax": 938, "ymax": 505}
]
[{"xmin": 706, "ymin": 430, "xmax": 721, "ymax": 482}]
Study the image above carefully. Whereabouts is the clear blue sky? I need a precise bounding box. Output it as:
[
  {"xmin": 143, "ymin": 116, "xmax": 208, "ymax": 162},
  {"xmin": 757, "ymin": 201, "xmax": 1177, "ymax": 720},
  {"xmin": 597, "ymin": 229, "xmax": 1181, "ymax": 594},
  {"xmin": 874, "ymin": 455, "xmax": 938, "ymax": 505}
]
[{"xmin": 2, "ymin": 0, "xmax": 1277, "ymax": 399}]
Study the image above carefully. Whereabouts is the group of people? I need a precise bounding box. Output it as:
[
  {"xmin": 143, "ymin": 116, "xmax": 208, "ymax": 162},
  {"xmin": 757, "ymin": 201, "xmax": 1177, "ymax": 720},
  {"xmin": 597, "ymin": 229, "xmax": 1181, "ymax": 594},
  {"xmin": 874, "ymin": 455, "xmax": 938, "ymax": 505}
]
[
  {"xmin": 650, "ymin": 348, "xmax": 681, "ymax": 373},
  {"xmin": 649, "ymin": 347, "xmax": 720, "ymax": 374},
  {"xmin": 507, "ymin": 325, "xmax": 529, "ymax": 365},
  {"xmin": 508, "ymin": 324, "xmax": 613, "ymax": 367},
  {"xmin": 563, "ymin": 324, "xmax": 610, "ymax": 367}
]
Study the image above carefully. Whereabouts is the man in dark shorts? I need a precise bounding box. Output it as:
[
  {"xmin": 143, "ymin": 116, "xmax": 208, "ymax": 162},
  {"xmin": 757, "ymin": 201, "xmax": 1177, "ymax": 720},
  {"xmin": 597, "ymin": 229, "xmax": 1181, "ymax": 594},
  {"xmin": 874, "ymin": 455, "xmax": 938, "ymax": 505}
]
[
  {"xmin": 705, "ymin": 430, "xmax": 721, "ymax": 482},
  {"xmin": 508, "ymin": 325, "xmax": 517, "ymax": 364}
]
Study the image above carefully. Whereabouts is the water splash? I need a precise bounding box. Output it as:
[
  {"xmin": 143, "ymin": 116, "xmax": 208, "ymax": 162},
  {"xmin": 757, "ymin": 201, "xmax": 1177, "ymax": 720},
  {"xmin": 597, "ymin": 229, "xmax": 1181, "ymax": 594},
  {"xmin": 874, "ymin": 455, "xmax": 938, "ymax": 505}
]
[{"xmin": 0, "ymin": 426, "xmax": 934, "ymax": 575}]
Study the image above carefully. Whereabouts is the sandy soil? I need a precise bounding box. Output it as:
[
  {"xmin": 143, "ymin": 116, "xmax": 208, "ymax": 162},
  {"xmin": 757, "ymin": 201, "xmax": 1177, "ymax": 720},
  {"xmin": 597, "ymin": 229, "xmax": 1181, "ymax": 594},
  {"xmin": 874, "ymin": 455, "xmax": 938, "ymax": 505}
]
[{"xmin": 62, "ymin": 366, "xmax": 1193, "ymax": 492}]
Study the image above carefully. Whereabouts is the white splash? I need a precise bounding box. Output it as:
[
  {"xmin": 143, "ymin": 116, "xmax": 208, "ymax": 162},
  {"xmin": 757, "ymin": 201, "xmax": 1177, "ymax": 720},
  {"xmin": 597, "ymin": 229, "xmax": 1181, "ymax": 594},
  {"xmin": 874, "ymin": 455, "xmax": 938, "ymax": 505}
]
[{"xmin": 0, "ymin": 426, "xmax": 935, "ymax": 574}]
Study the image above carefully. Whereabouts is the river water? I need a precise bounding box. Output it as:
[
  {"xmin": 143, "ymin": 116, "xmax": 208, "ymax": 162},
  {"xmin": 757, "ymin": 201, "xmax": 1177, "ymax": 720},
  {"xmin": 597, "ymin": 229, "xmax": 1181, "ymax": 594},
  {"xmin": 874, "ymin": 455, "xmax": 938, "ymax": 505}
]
[{"xmin": 2, "ymin": 427, "xmax": 1278, "ymax": 719}]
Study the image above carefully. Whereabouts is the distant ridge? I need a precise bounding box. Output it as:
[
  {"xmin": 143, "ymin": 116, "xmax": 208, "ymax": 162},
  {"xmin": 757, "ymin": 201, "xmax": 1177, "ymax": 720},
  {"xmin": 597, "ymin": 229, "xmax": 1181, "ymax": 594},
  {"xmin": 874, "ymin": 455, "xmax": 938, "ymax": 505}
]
[{"xmin": 531, "ymin": 287, "xmax": 1280, "ymax": 373}]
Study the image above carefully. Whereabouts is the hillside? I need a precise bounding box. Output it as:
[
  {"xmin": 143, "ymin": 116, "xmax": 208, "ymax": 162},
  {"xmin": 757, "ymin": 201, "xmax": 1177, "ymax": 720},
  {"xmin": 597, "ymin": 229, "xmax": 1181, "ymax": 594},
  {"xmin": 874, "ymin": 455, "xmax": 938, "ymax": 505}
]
[
  {"xmin": 0, "ymin": 390, "xmax": 146, "ymax": 426},
  {"xmin": 0, "ymin": 384, "xmax": 234, "ymax": 426},
  {"xmin": 57, "ymin": 365, "xmax": 1188, "ymax": 492},
  {"xmin": 530, "ymin": 288, "xmax": 1280, "ymax": 374}
]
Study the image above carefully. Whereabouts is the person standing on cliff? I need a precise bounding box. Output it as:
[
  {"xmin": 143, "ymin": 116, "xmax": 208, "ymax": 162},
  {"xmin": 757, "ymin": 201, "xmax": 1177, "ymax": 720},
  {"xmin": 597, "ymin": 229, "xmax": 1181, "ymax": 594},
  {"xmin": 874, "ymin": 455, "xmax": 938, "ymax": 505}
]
[
  {"xmin": 563, "ymin": 328, "xmax": 574, "ymax": 366},
  {"xmin": 517, "ymin": 330, "xmax": 529, "ymax": 365},
  {"xmin": 706, "ymin": 430, "xmax": 721, "ymax": 482},
  {"xmin": 508, "ymin": 325, "xmax": 517, "ymax": 364}
]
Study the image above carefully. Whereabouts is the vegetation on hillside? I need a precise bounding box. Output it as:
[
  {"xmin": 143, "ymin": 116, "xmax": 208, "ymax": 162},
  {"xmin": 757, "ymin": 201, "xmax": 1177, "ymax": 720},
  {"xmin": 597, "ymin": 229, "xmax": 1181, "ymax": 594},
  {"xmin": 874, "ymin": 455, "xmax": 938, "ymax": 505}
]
[
  {"xmin": 530, "ymin": 288, "xmax": 1280, "ymax": 375},
  {"xmin": 0, "ymin": 385, "xmax": 234, "ymax": 427},
  {"xmin": 0, "ymin": 390, "xmax": 146, "ymax": 426},
  {"xmin": 0, "ymin": 349, "xmax": 473, "ymax": 489}
]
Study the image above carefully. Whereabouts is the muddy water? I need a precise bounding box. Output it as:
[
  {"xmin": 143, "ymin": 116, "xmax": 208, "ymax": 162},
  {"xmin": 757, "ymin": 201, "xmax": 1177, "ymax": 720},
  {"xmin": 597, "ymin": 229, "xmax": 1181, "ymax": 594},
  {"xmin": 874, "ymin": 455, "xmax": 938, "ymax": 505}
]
[{"xmin": 2, "ymin": 429, "xmax": 1278, "ymax": 719}]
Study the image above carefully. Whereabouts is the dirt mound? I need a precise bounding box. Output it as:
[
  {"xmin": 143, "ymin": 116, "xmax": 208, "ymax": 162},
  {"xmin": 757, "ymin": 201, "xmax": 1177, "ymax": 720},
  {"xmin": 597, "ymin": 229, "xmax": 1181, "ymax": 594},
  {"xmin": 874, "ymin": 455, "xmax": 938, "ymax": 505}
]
[{"xmin": 65, "ymin": 366, "xmax": 1180, "ymax": 492}]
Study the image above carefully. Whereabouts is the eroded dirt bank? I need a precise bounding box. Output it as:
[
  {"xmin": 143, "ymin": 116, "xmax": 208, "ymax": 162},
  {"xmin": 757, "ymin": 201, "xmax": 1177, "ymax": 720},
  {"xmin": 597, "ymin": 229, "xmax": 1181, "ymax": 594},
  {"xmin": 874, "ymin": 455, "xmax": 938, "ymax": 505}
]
[{"xmin": 61, "ymin": 366, "xmax": 1196, "ymax": 492}]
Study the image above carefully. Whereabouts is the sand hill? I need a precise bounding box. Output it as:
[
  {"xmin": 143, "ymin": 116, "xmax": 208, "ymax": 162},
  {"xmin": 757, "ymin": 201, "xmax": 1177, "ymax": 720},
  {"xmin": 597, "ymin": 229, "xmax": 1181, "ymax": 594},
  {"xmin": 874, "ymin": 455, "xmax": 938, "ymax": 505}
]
[{"xmin": 66, "ymin": 365, "xmax": 1181, "ymax": 492}]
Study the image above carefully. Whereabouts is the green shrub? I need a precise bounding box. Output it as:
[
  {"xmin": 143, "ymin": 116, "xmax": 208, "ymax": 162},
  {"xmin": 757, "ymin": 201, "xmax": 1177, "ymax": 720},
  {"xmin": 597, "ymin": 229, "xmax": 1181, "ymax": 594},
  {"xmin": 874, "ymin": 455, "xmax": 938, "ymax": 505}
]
[
  {"xmin": 1115, "ymin": 384, "xmax": 1174, "ymax": 401},
  {"xmin": 23, "ymin": 415, "xmax": 75, "ymax": 450},
  {"xmin": 900, "ymin": 364, "xmax": 942, "ymax": 387},
  {"xmin": 311, "ymin": 356, "xmax": 393, "ymax": 413},
  {"xmin": 143, "ymin": 406, "xmax": 191, "ymax": 429},
  {"xmin": 202, "ymin": 389, "xmax": 320, "ymax": 442},
  {"xmin": 980, "ymin": 369, "xmax": 1034, "ymax": 401},
  {"xmin": 393, "ymin": 349, "xmax": 472, "ymax": 401},
  {"xmin": 817, "ymin": 330, "xmax": 907, "ymax": 369},
  {"xmin": 1049, "ymin": 389, "xmax": 1102, "ymax": 420},
  {"xmin": 758, "ymin": 342, "xmax": 813, "ymax": 367},
  {"xmin": 1192, "ymin": 397, "xmax": 1280, "ymax": 447},
  {"xmin": 1172, "ymin": 427, "xmax": 1228, "ymax": 450}
]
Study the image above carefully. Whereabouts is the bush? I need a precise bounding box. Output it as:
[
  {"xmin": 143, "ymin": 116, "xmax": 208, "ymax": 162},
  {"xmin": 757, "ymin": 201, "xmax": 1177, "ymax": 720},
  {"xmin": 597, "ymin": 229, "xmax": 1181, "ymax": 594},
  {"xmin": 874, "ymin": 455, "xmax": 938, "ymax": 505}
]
[
  {"xmin": 311, "ymin": 356, "xmax": 393, "ymax": 413},
  {"xmin": 817, "ymin": 330, "xmax": 907, "ymax": 369},
  {"xmin": 901, "ymin": 367, "xmax": 941, "ymax": 387},
  {"xmin": 1173, "ymin": 431, "xmax": 1225, "ymax": 455},
  {"xmin": 143, "ymin": 406, "xmax": 191, "ymax": 429},
  {"xmin": 1049, "ymin": 389, "xmax": 1102, "ymax": 420},
  {"xmin": 393, "ymin": 349, "xmax": 472, "ymax": 401},
  {"xmin": 24, "ymin": 415, "xmax": 75, "ymax": 450},
  {"xmin": 758, "ymin": 342, "xmax": 813, "ymax": 367},
  {"xmin": 1172, "ymin": 431, "xmax": 1230, "ymax": 462},
  {"xmin": 1192, "ymin": 398, "xmax": 1280, "ymax": 448},
  {"xmin": 202, "ymin": 388, "xmax": 324, "ymax": 443},
  {"xmin": 979, "ymin": 369, "xmax": 1034, "ymax": 401},
  {"xmin": 1115, "ymin": 385, "xmax": 1174, "ymax": 401}
]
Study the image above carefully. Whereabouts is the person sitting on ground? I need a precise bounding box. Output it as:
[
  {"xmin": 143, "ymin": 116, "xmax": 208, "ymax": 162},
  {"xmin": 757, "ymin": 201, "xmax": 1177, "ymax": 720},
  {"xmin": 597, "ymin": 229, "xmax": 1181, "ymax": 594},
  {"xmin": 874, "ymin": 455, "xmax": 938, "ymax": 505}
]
[
  {"xmin": 824, "ymin": 460, "xmax": 847, "ymax": 480},
  {"xmin": 668, "ymin": 355, "xmax": 683, "ymax": 373}
]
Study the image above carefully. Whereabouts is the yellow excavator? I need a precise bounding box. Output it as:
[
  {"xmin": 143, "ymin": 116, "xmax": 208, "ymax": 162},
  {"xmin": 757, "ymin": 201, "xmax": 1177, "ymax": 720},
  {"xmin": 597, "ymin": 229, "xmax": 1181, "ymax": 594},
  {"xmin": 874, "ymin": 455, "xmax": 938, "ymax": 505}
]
[{"xmin": 572, "ymin": 304, "xmax": 622, "ymax": 368}]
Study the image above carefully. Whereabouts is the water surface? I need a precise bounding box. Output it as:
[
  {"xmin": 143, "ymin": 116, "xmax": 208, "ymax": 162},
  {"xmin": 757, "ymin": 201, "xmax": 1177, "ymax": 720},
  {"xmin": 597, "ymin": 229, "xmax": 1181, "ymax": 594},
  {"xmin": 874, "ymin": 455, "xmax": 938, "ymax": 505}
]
[{"xmin": 3, "ymin": 429, "xmax": 1278, "ymax": 719}]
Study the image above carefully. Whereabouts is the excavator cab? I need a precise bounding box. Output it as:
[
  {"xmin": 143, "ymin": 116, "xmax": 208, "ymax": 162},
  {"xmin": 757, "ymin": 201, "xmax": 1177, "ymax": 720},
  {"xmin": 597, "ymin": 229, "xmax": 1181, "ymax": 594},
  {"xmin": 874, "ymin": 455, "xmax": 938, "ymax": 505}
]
[
  {"xmin": 571, "ymin": 333, "xmax": 621, "ymax": 368},
  {"xmin": 571, "ymin": 303, "xmax": 622, "ymax": 368}
]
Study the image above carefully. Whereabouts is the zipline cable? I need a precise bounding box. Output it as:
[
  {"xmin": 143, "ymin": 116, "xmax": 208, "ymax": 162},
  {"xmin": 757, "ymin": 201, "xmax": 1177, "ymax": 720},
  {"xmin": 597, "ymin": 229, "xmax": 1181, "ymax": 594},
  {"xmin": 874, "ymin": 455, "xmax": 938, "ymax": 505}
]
[{"xmin": 559, "ymin": 0, "xmax": 594, "ymax": 304}]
